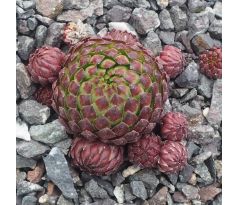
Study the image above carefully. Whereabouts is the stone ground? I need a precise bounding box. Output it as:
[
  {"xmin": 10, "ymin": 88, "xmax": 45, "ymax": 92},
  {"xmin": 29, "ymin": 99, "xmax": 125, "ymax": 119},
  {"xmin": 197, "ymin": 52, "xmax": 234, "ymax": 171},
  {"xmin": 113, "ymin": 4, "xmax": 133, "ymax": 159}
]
[{"xmin": 16, "ymin": 0, "xmax": 222, "ymax": 204}]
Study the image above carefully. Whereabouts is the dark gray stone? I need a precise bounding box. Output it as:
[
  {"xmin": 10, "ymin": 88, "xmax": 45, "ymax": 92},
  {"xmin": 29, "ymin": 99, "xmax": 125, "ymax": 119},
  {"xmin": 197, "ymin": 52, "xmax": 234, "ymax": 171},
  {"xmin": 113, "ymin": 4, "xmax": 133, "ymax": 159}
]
[
  {"xmin": 188, "ymin": 0, "xmax": 206, "ymax": 13},
  {"xmin": 30, "ymin": 120, "xmax": 68, "ymax": 145},
  {"xmin": 17, "ymin": 8, "xmax": 35, "ymax": 19},
  {"xmin": 186, "ymin": 141, "xmax": 200, "ymax": 160},
  {"xmin": 96, "ymin": 178, "xmax": 114, "ymax": 197},
  {"xmin": 170, "ymin": 88, "xmax": 189, "ymax": 98},
  {"xmin": 197, "ymin": 74, "xmax": 214, "ymax": 98},
  {"xmin": 85, "ymin": 179, "xmax": 109, "ymax": 199},
  {"xmin": 169, "ymin": 0, "xmax": 186, "ymax": 6},
  {"xmin": 57, "ymin": 195, "xmax": 74, "ymax": 205},
  {"xmin": 89, "ymin": 199, "xmax": 117, "ymax": 205},
  {"xmin": 43, "ymin": 147, "xmax": 78, "ymax": 199},
  {"xmin": 130, "ymin": 181, "xmax": 148, "ymax": 200},
  {"xmin": 16, "ymin": 63, "xmax": 35, "ymax": 99},
  {"xmin": 194, "ymin": 163, "xmax": 213, "ymax": 185},
  {"xmin": 206, "ymin": 79, "xmax": 222, "ymax": 128},
  {"xmin": 35, "ymin": 25, "xmax": 47, "ymax": 47},
  {"xmin": 142, "ymin": 31, "xmax": 162, "ymax": 56},
  {"xmin": 17, "ymin": 181, "xmax": 44, "ymax": 196},
  {"xmin": 54, "ymin": 138, "xmax": 72, "ymax": 155},
  {"xmin": 111, "ymin": 172, "xmax": 125, "ymax": 186},
  {"xmin": 158, "ymin": 31, "xmax": 175, "ymax": 45},
  {"xmin": 179, "ymin": 164, "xmax": 194, "ymax": 183},
  {"xmin": 180, "ymin": 88, "xmax": 197, "ymax": 103},
  {"xmin": 104, "ymin": 0, "xmax": 121, "ymax": 8},
  {"xmin": 17, "ymin": 35, "xmax": 35, "ymax": 60},
  {"xmin": 175, "ymin": 30, "xmax": 193, "ymax": 53},
  {"xmin": 18, "ymin": 100, "xmax": 50, "ymax": 125},
  {"xmin": 167, "ymin": 173, "xmax": 178, "ymax": 185},
  {"xmin": 27, "ymin": 17, "xmax": 38, "ymax": 30},
  {"xmin": 129, "ymin": 169, "xmax": 159, "ymax": 190},
  {"xmin": 160, "ymin": 176, "xmax": 175, "ymax": 193},
  {"xmin": 45, "ymin": 22, "xmax": 65, "ymax": 47},
  {"xmin": 170, "ymin": 6, "xmax": 188, "ymax": 31},
  {"xmin": 175, "ymin": 61, "xmax": 199, "ymax": 88},
  {"xmin": 130, "ymin": 8, "xmax": 160, "ymax": 35},
  {"xmin": 159, "ymin": 9, "xmax": 174, "ymax": 31},
  {"xmin": 213, "ymin": 1, "xmax": 222, "ymax": 19},
  {"xmin": 79, "ymin": 188, "xmax": 93, "ymax": 203},
  {"xmin": 107, "ymin": 5, "xmax": 132, "ymax": 22},
  {"xmin": 22, "ymin": 195, "xmax": 37, "ymax": 205},
  {"xmin": 188, "ymin": 11, "xmax": 210, "ymax": 39},
  {"xmin": 212, "ymin": 193, "xmax": 222, "ymax": 205},
  {"xmin": 63, "ymin": 0, "xmax": 90, "ymax": 9},
  {"xmin": 16, "ymin": 155, "xmax": 36, "ymax": 169},
  {"xmin": 124, "ymin": 184, "xmax": 136, "ymax": 202},
  {"xmin": 35, "ymin": 14, "xmax": 54, "ymax": 26},
  {"xmin": 22, "ymin": 0, "xmax": 36, "ymax": 10},
  {"xmin": 208, "ymin": 19, "xmax": 222, "ymax": 40},
  {"xmin": 16, "ymin": 140, "xmax": 50, "ymax": 158},
  {"xmin": 119, "ymin": 0, "xmax": 150, "ymax": 8},
  {"xmin": 191, "ymin": 33, "xmax": 215, "ymax": 54},
  {"xmin": 17, "ymin": 20, "xmax": 31, "ymax": 35},
  {"xmin": 181, "ymin": 185, "xmax": 199, "ymax": 200}
]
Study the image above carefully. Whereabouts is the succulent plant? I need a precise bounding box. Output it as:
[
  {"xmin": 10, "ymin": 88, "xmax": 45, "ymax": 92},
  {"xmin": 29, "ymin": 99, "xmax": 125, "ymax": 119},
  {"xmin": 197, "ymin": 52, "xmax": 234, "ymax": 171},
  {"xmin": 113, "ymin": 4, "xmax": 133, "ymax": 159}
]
[
  {"xmin": 128, "ymin": 133, "xmax": 162, "ymax": 168},
  {"xmin": 158, "ymin": 141, "xmax": 188, "ymax": 173},
  {"xmin": 27, "ymin": 46, "xmax": 66, "ymax": 86},
  {"xmin": 160, "ymin": 112, "xmax": 188, "ymax": 142},
  {"xmin": 70, "ymin": 137, "xmax": 124, "ymax": 176},
  {"xmin": 199, "ymin": 47, "xmax": 222, "ymax": 79},
  {"xmin": 52, "ymin": 30, "xmax": 169, "ymax": 145},
  {"xmin": 156, "ymin": 45, "xmax": 185, "ymax": 79},
  {"xmin": 34, "ymin": 86, "xmax": 53, "ymax": 107}
]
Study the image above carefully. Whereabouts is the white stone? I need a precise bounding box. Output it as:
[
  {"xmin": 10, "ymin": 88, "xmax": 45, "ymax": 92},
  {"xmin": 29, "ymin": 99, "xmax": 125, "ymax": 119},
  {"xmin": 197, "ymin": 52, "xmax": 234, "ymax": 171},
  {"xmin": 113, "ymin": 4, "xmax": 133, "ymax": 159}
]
[
  {"xmin": 122, "ymin": 165, "xmax": 141, "ymax": 178},
  {"xmin": 114, "ymin": 185, "xmax": 124, "ymax": 204},
  {"xmin": 16, "ymin": 118, "xmax": 31, "ymax": 141},
  {"xmin": 108, "ymin": 22, "xmax": 138, "ymax": 38}
]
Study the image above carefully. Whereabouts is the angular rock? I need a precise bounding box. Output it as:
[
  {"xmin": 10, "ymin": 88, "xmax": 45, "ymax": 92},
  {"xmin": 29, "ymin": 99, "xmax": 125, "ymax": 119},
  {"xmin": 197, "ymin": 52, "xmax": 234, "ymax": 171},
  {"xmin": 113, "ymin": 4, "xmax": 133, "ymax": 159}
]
[
  {"xmin": 114, "ymin": 185, "xmax": 124, "ymax": 203},
  {"xmin": 191, "ymin": 151, "xmax": 212, "ymax": 165},
  {"xmin": 43, "ymin": 147, "xmax": 78, "ymax": 199},
  {"xmin": 144, "ymin": 186, "xmax": 168, "ymax": 205},
  {"xmin": 17, "ymin": 19, "xmax": 31, "ymax": 35},
  {"xmin": 45, "ymin": 22, "xmax": 65, "ymax": 47},
  {"xmin": 111, "ymin": 172, "xmax": 125, "ymax": 186},
  {"xmin": 17, "ymin": 140, "xmax": 50, "ymax": 158},
  {"xmin": 129, "ymin": 169, "xmax": 159, "ymax": 190},
  {"xmin": 208, "ymin": 19, "xmax": 222, "ymax": 40},
  {"xmin": 27, "ymin": 17, "xmax": 38, "ymax": 31},
  {"xmin": 16, "ymin": 118, "xmax": 31, "ymax": 141},
  {"xmin": 29, "ymin": 120, "xmax": 68, "ymax": 145},
  {"xmin": 186, "ymin": 141, "xmax": 200, "ymax": 160},
  {"xmin": 56, "ymin": 10, "xmax": 85, "ymax": 22},
  {"xmin": 158, "ymin": 31, "xmax": 175, "ymax": 45},
  {"xmin": 175, "ymin": 30, "xmax": 193, "ymax": 53},
  {"xmin": 199, "ymin": 185, "xmax": 221, "ymax": 202},
  {"xmin": 85, "ymin": 179, "xmax": 108, "ymax": 199},
  {"xmin": 197, "ymin": 74, "xmax": 214, "ymax": 98},
  {"xmin": 188, "ymin": 11, "xmax": 210, "ymax": 39},
  {"xmin": 206, "ymin": 79, "xmax": 222, "ymax": 127},
  {"xmin": 36, "ymin": 0, "xmax": 63, "ymax": 18},
  {"xmin": 95, "ymin": 178, "xmax": 114, "ymax": 197},
  {"xmin": 79, "ymin": 188, "xmax": 93, "ymax": 203},
  {"xmin": 194, "ymin": 163, "xmax": 213, "ymax": 185},
  {"xmin": 172, "ymin": 191, "xmax": 188, "ymax": 203},
  {"xmin": 167, "ymin": 173, "xmax": 178, "ymax": 185},
  {"xmin": 104, "ymin": 0, "xmax": 122, "ymax": 8},
  {"xmin": 181, "ymin": 184, "xmax": 199, "ymax": 200},
  {"xmin": 175, "ymin": 61, "xmax": 199, "ymax": 88},
  {"xmin": 108, "ymin": 22, "xmax": 138, "ymax": 37},
  {"xmin": 160, "ymin": 176, "xmax": 175, "ymax": 193},
  {"xmin": 130, "ymin": 8, "xmax": 160, "ymax": 35},
  {"xmin": 124, "ymin": 184, "xmax": 136, "ymax": 202},
  {"xmin": 35, "ymin": 25, "xmax": 48, "ymax": 48},
  {"xmin": 22, "ymin": 0, "xmax": 36, "ymax": 10},
  {"xmin": 170, "ymin": 6, "xmax": 188, "ymax": 31},
  {"xmin": 169, "ymin": 0, "xmax": 186, "ymax": 6},
  {"xmin": 54, "ymin": 138, "xmax": 72, "ymax": 155},
  {"xmin": 17, "ymin": 180, "xmax": 44, "ymax": 196},
  {"xmin": 16, "ymin": 155, "xmax": 37, "ymax": 169},
  {"xmin": 188, "ymin": 0, "xmax": 206, "ymax": 13},
  {"xmin": 170, "ymin": 88, "xmax": 189, "ymax": 98},
  {"xmin": 179, "ymin": 164, "xmax": 194, "ymax": 183},
  {"xmin": 63, "ymin": 0, "xmax": 90, "ymax": 9},
  {"xmin": 17, "ymin": 7, "xmax": 35, "ymax": 19},
  {"xmin": 213, "ymin": 1, "xmax": 222, "ymax": 19},
  {"xmin": 57, "ymin": 195, "xmax": 74, "ymax": 205},
  {"xmin": 107, "ymin": 5, "xmax": 132, "ymax": 22},
  {"xmin": 191, "ymin": 33, "xmax": 215, "ymax": 54},
  {"xmin": 180, "ymin": 88, "xmax": 197, "ymax": 103},
  {"xmin": 17, "ymin": 36, "xmax": 35, "ymax": 60},
  {"xmin": 130, "ymin": 181, "xmax": 148, "ymax": 200},
  {"xmin": 122, "ymin": 165, "xmax": 141, "ymax": 178},
  {"xmin": 158, "ymin": 9, "xmax": 174, "ymax": 31},
  {"xmin": 119, "ymin": 0, "xmax": 150, "ymax": 8},
  {"xmin": 35, "ymin": 14, "xmax": 54, "ymax": 26},
  {"xmin": 89, "ymin": 199, "xmax": 117, "ymax": 205},
  {"xmin": 18, "ymin": 100, "xmax": 50, "ymax": 125},
  {"xmin": 156, "ymin": 0, "xmax": 169, "ymax": 9},
  {"xmin": 142, "ymin": 31, "xmax": 162, "ymax": 56},
  {"xmin": 16, "ymin": 170, "xmax": 27, "ymax": 184},
  {"xmin": 22, "ymin": 195, "xmax": 37, "ymax": 205}
]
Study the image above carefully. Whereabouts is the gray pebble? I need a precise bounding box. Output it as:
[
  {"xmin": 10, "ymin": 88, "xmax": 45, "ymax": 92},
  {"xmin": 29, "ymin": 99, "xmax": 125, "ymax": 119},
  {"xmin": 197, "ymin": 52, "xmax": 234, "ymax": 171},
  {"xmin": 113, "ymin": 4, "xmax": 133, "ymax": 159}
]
[
  {"xmin": 124, "ymin": 183, "xmax": 136, "ymax": 202},
  {"xmin": 45, "ymin": 22, "xmax": 65, "ymax": 47},
  {"xmin": 17, "ymin": 181, "xmax": 43, "ymax": 196},
  {"xmin": 191, "ymin": 151, "xmax": 212, "ymax": 165},
  {"xmin": 111, "ymin": 172, "xmax": 125, "ymax": 186},
  {"xmin": 79, "ymin": 188, "xmax": 93, "ymax": 204},
  {"xmin": 156, "ymin": 0, "xmax": 169, "ymax": 9},
  {"xmin": 16, "ymin": 154, "xmax": 37, "ymax": 169},
  {"xmin": 142, "ymin": 31, "xmax": 162, "ymax": 56},
  {"xmin": 180, "ymin": 88, "xmax": 198, "ymax": 103},
  {"xmin": 191, "ymin": 33, "xmax": 215, "ymax": 54},
  {"xmin": 107, "ymin": 5, "xmax": 132, "ymax": 22},
  {"xmin": 35, "ymin": 14, "xmax": 54, "ymax": 26},
  {"xmin": 213, "ymin": 1, "xmax": 222, "ymax": 19},
  {"xmin": 57, "ymin": 195, "xmax": 74, "ymax": 205},
  {"xmin": 208, "ymin": 19, "xmax": 222, "ymax": 40},
  {"xmin": 17, "ymin": 35, "xmax": 35, "ymax": 60},
  {"xmin": 188, "ymin": 0, "xmax": 206, "ymax": 13},
  {"xmin": 130, "ymin": 181, "xmax": 148, "ymax": 200},
  {"xmin": 16, "ymin": 171, "xmax": 26, "ymax": 184},
  {"xmin": 158, "ymin": 31, "xmax": 175, "ymax": 45},
  {"xmin": 17, "ymin": 19, "xmax": 31, "ymax": 35},
  {"xmin": 85, "ymin": 179, "xmax": 109, "ymax": 199},
  {"xmin": 197, "ymin": 74, "xmax": 214, "ymax": 98},
  {"xmin": 27, "ymin": 17, "xmax": 38, "ymax": 30},
  {"xmin": 17, "ymin": 8, "xmax": 35, "ymax": 19},
  {"xmin": 22, "ymin": 0, "xmax": 36, "ymax": 10},
  {"xmin": 169, "ymin": 0, "xmax": 186, "ymax": 7},
  {"xmin": 170, "ymin": 6, "xmax": 188, "ymax": 31},
  {"xmin": 181, "ymin": 184, "xmax": 199, "ymax": 200},
  {"xmin": 186, "ymin": 141, "xmax": 200, "ymax": 160},
  {"xmin": 63, "ymin": 0, "xmax": 89, "ymax": 10},
  {"xmin": 158, "ymin": 9, "xmax": 174, "ymax": 31},
  {"xmin": 54, "ymin": 138, "xmax": 72, "ymax": 155},
  {"xmin": 179, "ymin": 164, "xmax": 194, "ymax": 183},
  {"xmin": 194, "ymin": 163, "xmax": 213, "ymax": 185},
  {"xmin": 35, "ymin": 25, "xmax": 48, "ymax": 47},
  {"xmin": 22, "ymin": 195, "xmax": 38, "ymax": 205}
]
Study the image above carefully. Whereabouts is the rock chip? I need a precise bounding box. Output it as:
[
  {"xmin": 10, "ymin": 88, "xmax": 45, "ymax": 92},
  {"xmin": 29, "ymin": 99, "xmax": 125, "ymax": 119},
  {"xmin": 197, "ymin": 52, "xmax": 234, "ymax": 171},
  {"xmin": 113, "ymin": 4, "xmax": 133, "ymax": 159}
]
[
  {"xmin": 16, "ymin": 63, "xmax": 35, "ymax": 99},
  {"xmin": 191, "ymin": 33, "xmax": 215, "ymax": 54},
  {"xmin": 124, "ymin": 184, "xmax": 136, "ymax": 202},
  {"xmin": 175, "ymin": 30, "xmax": 193, "ymax": 53},
  {"xmin": 197, "ymin": 74, "xmax": 214, "ymax": 98},
  {"xmin": 213, "ymin": 1, "xmax": 222, "ymax": 19},
  {"xmin": 22, "ymin": 0, "xmax": 36, "ymax": 10},
  {"xmin": 104, "ymin": 0, "xmax": 122, "ymax": 8},
  {"xmin": 169, "ymin": 0, "xmax": 186, "ymax": 6},
  {"xmin": 199, "ymin": 185, "xmax": 221, "ymax": 202},
  {"xmin": 29, "ymin": 120, "xmax": 68, "ymax": 145},
  {"xmin": 160, "ymin": 176, "xmax": 175, "ymax": 193},
  {"xmin": 85, "ymin": 179, "xmax": 109, "ymax": 199},
  {"xmin": 181, "ymin": 184, "xmax": 199, "ymax": 200},
  {"xmin": 63, "ymin": 0, "xmax": 90, "ymax": 9},
  {"xmin": 191, "ymin": 151, "xmax": 212, "ymax": 165},
  {"xmin": 35, "ymin": 14, "xmax": 54, "ymax": 26},
  {"xmin": 158, "ymin": 31, "xmax": 175, "ymax": 45},
  {"xmin": 45, "ymin": 22, "xmax": 65, "ymax": 47},
  {"xmin": 17, "ymin": 19, "xmax": 31, "ymax": 35},
  {"xmin": 142, "ymin": 31, "xmax": 162, "ymax": 56},
  {"xmin": 27, "ymin": 17, "xmax": 38, "ymax": 31},
  {"xmin": 16, "ymin": 155, "xmax": 37, "ymax": 169},
  {"xmin": 16, "ymin": 170, "xmax": 26, "ymax": 184},
  {"xmin": 89, "ymin": 199, "xmax": 117, "ymax": 205},
  {"xmin": 156, "ymin": 0, "xmax": 169, "ymax": 9},
  {"xmin": 44, "ymin": 147, "xmax": 78, "ymax": 199},
  {"xmin": 208, "ymin": 19, "xmax": 222, "ymax": 40},
  {"xmin": 194, "ymin": 163, "xmax": 213, "ymax": 185},
  {"xmin": 57, "ymin": 195, "xmax": 74, "ymax": 205},
  {"xmin": 36, "ymin": 0, "xmax": 63, "ymax": 18},
  {"xmin": 108, "ymin": 22, "xmax": 138, "ymax": 37},
  {"xmin": 144, "ymin": 186, "xmax": 168, "ymax": 205},
  {"xmin": 180, "ymin": 88, "xmax": 197, "ymax": 103},
  {"xmin": 120, "ymin": 0, "xmax": 150, "ymax": 8},
  {"xmin": 170, "ymin": 6, "xmax": 188, "ymax": 31},
  {"xmin": 206, "ymin": 79, "xmax": 222, "ymax": 127},
  {"xmin": 122, "ymin": 165, "xmax": 141, "ymax": 178},
  {"xmin": 130, "ymin": 8, "xmax": 160, "ymax": 35},
  {"xmin": 158, "ymin": 9, "xmax": 174, "ymax": 30},
  {"xmin": 188, "ymin": 0, "xmax": 206, "ymax": 13},
  {"xmin": 95, "ymin": 178, "xmax": 114, "ymax": 197},
  {"xmin": 17, "ymin": 7, "xmax": 35, "ymax": 19},
  {"xmin": 111, "ymin": 172, "xmax": 125, "ymax": 186},
  {"xmin": 35, "ymin": 25, "xmax": 48, "ymax": 48},
  {"xmin": 17, "ymin": 36, "xmax": 35, "ymax": 60},
  {"xmin": 175, "ymin": 61, "xmax": 199, "ymax": 88},
  {"xmin": 172, "ymin": 191, "xmax": 188, "ymax": 203},
  {"xmin": 54, "ymin": 138, "xmax": 72, "ymax": 155},
  {"xmin": 130, "ymin": 181, "xmax": 148, "ymax": 200},
  {"xmin": 16, "ymin": 118, "xmax": 31, "ymax": 141},
  {"xmin": 107, "ymin": 5, "xmax": 132, "ymax": 22},
  {"xmin": 186, "ymin": 141, "xmax": 200, "ymax": 160},
  {"xmin": 18, "ymin": 100, "xmax": 50, "ymax": 125},
  {"xmin": 179, "ymin": 164, "xmax": 194, "ymax": 183},
  {"xmin": 22, "ymin": 195, "xmax": 38, "ymax": 205},
  {"xmin": 17, "ymin": 140, "xmax": 50, "ymax": 158},
  {"xmin": 114, "ymin": 185, "xmax": 124, "ymax": 203},
  {"xmin": 17, "ymin": 180, "xmax": 44, "ymax": 196}
]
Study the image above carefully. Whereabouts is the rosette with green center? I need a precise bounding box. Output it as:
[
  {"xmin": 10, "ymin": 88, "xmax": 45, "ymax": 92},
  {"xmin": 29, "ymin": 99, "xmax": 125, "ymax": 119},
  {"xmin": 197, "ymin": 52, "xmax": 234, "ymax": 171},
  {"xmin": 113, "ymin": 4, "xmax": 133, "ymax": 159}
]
[{"xmin": 52, "ymin": 30, "xmax": 169, "ymax": 145}]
